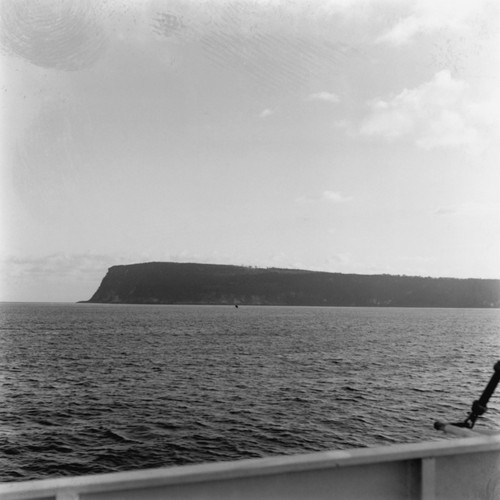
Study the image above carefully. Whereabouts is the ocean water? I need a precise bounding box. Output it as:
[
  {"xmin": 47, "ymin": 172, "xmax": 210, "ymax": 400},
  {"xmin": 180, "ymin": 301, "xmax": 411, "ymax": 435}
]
[{"xmin": 0, "ymin": 303, "xmax": 499, "ymax": 482}]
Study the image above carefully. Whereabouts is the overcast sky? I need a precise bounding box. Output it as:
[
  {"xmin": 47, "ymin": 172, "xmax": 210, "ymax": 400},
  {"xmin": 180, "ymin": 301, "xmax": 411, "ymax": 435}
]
[{"xmin": 1, "ymin": 0, "xmax": 500, "ymax": 302}]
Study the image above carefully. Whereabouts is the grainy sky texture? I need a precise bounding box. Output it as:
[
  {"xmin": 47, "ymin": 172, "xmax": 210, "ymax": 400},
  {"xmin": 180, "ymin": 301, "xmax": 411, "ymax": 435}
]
[{"xmin": 1, "ymin": 0, "xmax": 499, "ymax": 302}]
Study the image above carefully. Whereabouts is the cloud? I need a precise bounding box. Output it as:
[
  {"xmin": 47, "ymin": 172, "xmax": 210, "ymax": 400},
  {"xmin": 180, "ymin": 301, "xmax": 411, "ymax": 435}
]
[
  {"xmin": 258, "ymin": 108, "xmax": 275, "ymax": 119},
  {"xmin": 377, "ymin": 15, "xmax": 423, "ymax": 46},
  {"xmin": 433, "ymin": 207, "xmax": 458, "ymax": 216},
  {"xmin": 0, "ymin": 253, "xmax": 122, "ymax": 280},
  {"xmin": 297, "ymin": 190, "xmax": 353, "ymax": 204},
  {"xmin": 321, "ymin": 191, "xmax": 353, "ymax": 203},
  {"xmin": 306, "ymin": 91, "xmax": 340, "ymax": 104},
  {"xmin": 377, "ymin": 0, "xmax": 489, "ymax": 45},
  {"xmin": 0, "ymin": 253, "xmax": 133, "ymax": 301},
  {"xmin": 359, "ymin": 69, "xmax": 499, "ymax": 155},
  {"xmin": 433, "ymin": 202, "xmax": 500, "ymax": 217}
]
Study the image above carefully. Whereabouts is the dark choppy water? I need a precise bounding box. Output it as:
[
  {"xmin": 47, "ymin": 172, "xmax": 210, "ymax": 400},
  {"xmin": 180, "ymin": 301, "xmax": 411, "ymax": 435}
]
[{"xmin": 0, "ymin": 303, "xmax": 499, "ymax": 482}]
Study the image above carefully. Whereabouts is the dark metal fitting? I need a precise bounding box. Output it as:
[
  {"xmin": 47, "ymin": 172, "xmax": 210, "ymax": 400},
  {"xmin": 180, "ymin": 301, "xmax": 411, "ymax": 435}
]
[
  {"xmin": 471, "ymin": 400, "xmax": 487, "ymax": 415},
  {"xmin": 434, "ymin": 421, "xmax": 445, "ymax": 431}
]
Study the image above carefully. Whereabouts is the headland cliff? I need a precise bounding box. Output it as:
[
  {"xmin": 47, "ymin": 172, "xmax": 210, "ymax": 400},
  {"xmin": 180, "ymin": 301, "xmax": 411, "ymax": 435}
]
[{"xmin": 85, "ymin": 262, "xmax": 500, "ymax": 308}]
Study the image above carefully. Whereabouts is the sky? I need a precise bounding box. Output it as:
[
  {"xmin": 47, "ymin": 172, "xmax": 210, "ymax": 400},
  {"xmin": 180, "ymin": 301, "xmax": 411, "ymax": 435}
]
[{"xmin": 1, "ymin": 0, "xmax": 500, "ymax": 302}]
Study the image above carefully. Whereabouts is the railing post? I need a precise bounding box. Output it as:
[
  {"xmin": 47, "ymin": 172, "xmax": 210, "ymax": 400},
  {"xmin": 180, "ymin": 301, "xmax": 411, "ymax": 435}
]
[{"xmin": 420, "ymin": 457, "xmax": 436, "ymax": 500}]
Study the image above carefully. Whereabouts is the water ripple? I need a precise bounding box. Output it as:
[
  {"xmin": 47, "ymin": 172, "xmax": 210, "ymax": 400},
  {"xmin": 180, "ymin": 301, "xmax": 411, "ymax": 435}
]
[{"xmin": 0, "ymin": 304, "xmax": 499, "ymax": 482}]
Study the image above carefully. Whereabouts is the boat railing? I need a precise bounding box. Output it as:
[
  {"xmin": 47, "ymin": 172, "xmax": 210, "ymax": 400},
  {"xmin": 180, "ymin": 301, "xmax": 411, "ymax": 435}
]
[{"xmin": 1, "ymin": 433, "xmax": 499, "ymax": 500}]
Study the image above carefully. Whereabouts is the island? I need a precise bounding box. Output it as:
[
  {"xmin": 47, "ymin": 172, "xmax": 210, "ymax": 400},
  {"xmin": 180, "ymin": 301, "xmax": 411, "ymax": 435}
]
[{"xmin": 83, "ymin": 262, "xmax": 500, "ymax": 308}]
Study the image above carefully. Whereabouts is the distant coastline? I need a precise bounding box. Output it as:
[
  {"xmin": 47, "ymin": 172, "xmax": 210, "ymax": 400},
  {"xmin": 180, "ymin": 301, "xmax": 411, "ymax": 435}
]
[{"xmin": 83, "ymin": 262, "xmax": 500, "ymax": 308}]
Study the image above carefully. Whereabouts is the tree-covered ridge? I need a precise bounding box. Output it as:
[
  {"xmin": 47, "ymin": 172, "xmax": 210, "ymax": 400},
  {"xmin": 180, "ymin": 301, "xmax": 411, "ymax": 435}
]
[{"xmin": 85, "ymin": 262, "xmax": 500, "ymax": 308}]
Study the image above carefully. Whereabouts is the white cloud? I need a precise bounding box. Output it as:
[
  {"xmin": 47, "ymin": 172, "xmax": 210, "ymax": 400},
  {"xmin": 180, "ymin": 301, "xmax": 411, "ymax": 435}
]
[
  {"xmin": 360, "ymin": 69, "xmax": 499, "ymax": 155},
  {"xmin": 0, "ymin": 253, "xmax": 118, "ymax": 279},
  {"xmin": 321, "ymin": 191, "xmax": 353, "ymax": 203},
  {"xmin": 377, "ymin": 0, "xmax": 489, "ymax": 45},
  {"xmin": 258, "ymin": 108, "xmax": 275, "ymax": 119},
  {"xmin": 297, "ymin": 190, "xmax": 353, "ymax": 204},
  {"xmin": 433, "ymin": 207, "xmax": 458, "ymax": 216},
  {"xmin": 377, "ymin": 14, "xmax": 423, "ymax": 46},
  {"xmin": 433, "ymin": 202, "xmax": 500, "ymax": 217},
  {"xmin": 306, "ymin": 91, "xmax": 340, "ymax": 104},
  {"xmin": 0, "ymin": 253, "xmax": 123, "ymax": 301}
]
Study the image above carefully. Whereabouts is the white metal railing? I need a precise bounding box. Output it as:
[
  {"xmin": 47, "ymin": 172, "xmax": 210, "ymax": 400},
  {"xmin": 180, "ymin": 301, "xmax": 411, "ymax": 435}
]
[{"xmin": 1, "ymin": 434, "xmax": 499, "ymax": 500}]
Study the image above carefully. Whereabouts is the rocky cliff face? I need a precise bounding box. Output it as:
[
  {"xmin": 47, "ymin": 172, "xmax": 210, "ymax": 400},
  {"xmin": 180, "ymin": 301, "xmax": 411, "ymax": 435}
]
[{"xmin": 85, "ymin": 262, "xmax": 500, "ymax": 308}]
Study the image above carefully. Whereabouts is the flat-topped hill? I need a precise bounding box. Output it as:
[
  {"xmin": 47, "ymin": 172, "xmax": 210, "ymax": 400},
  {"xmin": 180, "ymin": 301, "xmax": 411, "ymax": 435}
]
[{"xmin": 84, "ymin": 262, "xmax": 500, "ymax": 308}]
